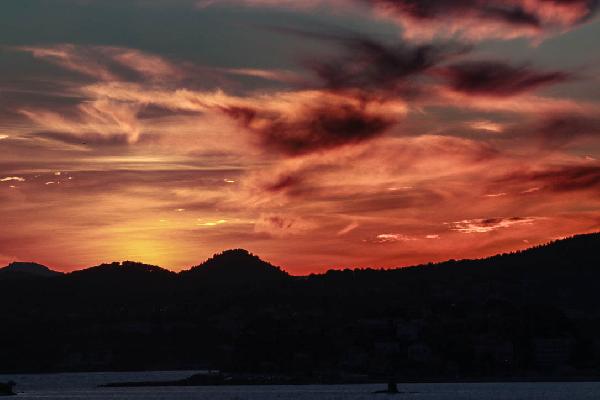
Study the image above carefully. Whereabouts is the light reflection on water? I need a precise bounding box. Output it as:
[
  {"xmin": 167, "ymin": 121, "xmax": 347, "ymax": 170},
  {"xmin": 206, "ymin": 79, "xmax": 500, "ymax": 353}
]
[{"xmin": 1, "ymin": 371, "xmax": 600, "ymax": 399}]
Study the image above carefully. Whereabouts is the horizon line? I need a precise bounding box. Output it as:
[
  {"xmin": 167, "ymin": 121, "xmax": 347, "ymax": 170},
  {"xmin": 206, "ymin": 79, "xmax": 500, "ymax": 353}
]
[{"xmin": 3, "ymin": 231, "xmax": 598, "ymax": 276}]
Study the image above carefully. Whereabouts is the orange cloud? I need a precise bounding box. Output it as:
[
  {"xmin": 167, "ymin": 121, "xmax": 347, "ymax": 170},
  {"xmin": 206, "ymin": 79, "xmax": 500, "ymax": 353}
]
[{"xmin": 448, "ymin": 217, "xmax": 538, "ymax": 233}]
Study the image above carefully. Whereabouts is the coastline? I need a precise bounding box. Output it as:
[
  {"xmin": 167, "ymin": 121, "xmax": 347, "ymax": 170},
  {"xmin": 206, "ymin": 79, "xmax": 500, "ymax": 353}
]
[{"xmin": 100, "ymin": 372, "xmax": 600, "ymax": 388}]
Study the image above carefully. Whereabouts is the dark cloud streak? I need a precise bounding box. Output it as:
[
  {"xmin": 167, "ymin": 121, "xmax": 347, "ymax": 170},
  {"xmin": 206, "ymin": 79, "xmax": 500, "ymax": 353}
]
[
  {"xmin": 361, "ymin": 0, "xmax": 599, "ymax": 29},
  {"xmin": 497, "ymin": 164, "xmax": 600, "ymax": 193},
  {"xmin": 440, "ymin": 61, "xmax": 570, "ymax": 96},
  {"xmin": 224, "ymin": 101, "xmax": 395, "ymax": 155},
  {"xmin": 306, "ymin": 35, "xmax": 464, "ymax": 94},
  {"xmin": 537, "ymin": 114, "xmax": 600, "ymax": 148}
]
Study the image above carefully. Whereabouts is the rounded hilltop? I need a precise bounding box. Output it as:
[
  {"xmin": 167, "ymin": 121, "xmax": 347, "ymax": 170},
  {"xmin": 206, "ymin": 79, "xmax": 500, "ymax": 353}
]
[{"xmin": 179, "ymin": 248, "xmax": 289, "ymax": 286}]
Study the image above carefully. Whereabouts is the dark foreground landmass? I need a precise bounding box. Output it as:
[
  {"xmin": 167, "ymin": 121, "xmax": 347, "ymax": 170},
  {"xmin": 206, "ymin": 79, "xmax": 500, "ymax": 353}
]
[{"xmin": 1, "ymin": 233, "xmax": 599, "ymax": 382}]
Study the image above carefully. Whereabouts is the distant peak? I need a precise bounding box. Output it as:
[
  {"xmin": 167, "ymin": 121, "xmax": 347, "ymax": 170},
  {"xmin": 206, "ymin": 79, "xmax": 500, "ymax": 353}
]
[
  {"xmin": 211, "ymin": 249, "xmax": 257, "ymax": 260},
  {"xmin": 7, "ymin": 261, "xmax": 48, "ymax": 269},
  {"xmin": 1, "ymin": 262, "xmax": 61, "ymax": 277},
  {"xmin": 201, "ymin": 249, "xmax": 273, "ymax": 268},
  {"xmin": 182, "ymin": 248, "xmax": 289, "ymax": 283}
]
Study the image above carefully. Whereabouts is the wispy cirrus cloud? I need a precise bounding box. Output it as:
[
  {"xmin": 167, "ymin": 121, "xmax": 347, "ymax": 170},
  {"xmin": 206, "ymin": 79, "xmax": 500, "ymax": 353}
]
[
  {"xmin": 17, "ymin": 44, "xmax": 183, "ymax": 82},
  {"xmin": 20, "ymin": 99, "xmax": 143, "ymax": 144}
]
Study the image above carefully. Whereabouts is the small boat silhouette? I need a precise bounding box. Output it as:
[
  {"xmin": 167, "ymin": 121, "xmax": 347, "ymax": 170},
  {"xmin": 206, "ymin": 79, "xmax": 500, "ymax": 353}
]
[{"xmin": 374, "ymin": 382, "xmax": 400, "ymax": 394}]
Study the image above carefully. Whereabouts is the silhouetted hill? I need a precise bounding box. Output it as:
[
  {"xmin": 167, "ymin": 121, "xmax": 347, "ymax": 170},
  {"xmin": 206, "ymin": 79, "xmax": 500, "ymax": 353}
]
[
  {"xmin": 180, "ymin": 249, "xmax": 289, "ymax": 287},
  {"xmin": 362, "ymin": 232, "xmax": 600, "ymax": 285},
  {"xmin": 59, "ymin": 261, "xmax": 178, "ymax": 302},
  {"xmin": 67, "ymin": 261, "xmax": 175, "ymax": 281},
  {"xmin": 415, "ymin": 231, "xmax": 598, "ymax": 274},
  {"xmin": 0, "ymin": 233, "xmax": 599, "ymax": 377},
  {"xmin": 0, "ymin": 262, "xmax": 62, "ymax": 279}
]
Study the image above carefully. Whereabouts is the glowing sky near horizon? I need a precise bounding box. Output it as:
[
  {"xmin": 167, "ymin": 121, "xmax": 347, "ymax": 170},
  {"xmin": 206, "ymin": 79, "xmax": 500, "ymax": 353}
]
[{"xmin": 0, "ymin": 0, "xmax": 599, "ymax": 273}]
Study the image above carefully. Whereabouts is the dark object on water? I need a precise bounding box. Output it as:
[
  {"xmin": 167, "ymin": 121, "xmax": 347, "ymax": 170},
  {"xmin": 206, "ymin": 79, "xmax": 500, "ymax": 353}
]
[
  {"xmin": 374, "ymin": 382, "xmax": 400, "ymax": 394},
  {"xmin": 0, "ymin": 381, "xmax": 16, "ymax": 396},
  {"xmin": 387, "ymin": 382, "xmax": 399, "ymax": 393}
]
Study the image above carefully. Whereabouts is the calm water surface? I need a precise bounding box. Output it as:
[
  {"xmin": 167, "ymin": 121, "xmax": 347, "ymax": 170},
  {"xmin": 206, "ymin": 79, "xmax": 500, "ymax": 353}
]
[{"xmin": 1, "ymin": 371, "xmax": 600, "ymax": 399}]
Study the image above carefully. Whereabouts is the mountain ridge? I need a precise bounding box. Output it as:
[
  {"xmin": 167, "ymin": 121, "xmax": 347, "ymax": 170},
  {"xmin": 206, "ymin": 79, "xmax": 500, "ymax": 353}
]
[{"xmin": 1, "ymin": 232, "xmax": 598, "ymax": 279}]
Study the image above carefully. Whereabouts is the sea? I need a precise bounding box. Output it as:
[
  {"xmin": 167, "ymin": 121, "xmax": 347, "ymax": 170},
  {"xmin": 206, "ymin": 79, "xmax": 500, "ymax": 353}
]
[{"xmin": 1, "ymin": 371, "xmax": 600, "ymax": 399}]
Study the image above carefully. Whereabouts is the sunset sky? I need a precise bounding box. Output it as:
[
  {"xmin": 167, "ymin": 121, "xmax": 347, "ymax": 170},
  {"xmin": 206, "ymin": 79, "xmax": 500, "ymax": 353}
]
[{"xmin": 1, "ymin": 0, "xmax": 599, "ymax": 273}]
